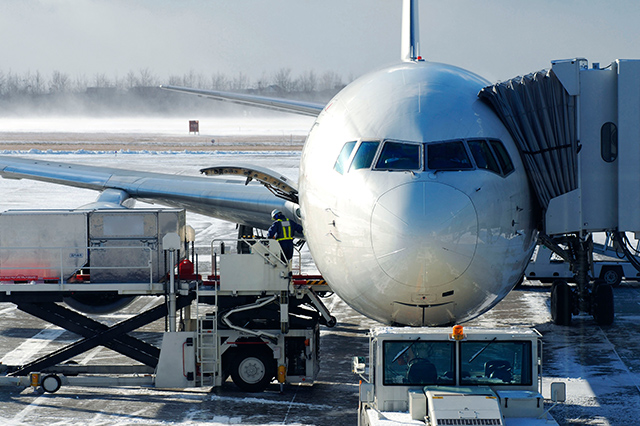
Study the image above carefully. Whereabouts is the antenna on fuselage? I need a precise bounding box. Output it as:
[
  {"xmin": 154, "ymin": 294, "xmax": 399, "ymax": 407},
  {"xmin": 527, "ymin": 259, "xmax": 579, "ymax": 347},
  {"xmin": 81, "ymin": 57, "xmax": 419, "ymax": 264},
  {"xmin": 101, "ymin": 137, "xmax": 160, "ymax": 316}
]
[{"xmin": 401, "ymin": 0, "xmax": 422, "ymax": 62}]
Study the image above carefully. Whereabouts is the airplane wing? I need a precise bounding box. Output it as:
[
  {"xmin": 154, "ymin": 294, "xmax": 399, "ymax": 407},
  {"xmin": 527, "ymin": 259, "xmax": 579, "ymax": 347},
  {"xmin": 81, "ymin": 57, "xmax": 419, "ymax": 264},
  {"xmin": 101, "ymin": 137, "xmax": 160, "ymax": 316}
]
[
  {"xmin": 0, "ymin": 156, "xmax": 297, "ymax": 231},
  {"xmin": 0, "ymin": 89, "xmax": 318, "ymax": 229},
  {"xmin": 160, "ymin": 85, "xmax": 325, "ymax": 117}
]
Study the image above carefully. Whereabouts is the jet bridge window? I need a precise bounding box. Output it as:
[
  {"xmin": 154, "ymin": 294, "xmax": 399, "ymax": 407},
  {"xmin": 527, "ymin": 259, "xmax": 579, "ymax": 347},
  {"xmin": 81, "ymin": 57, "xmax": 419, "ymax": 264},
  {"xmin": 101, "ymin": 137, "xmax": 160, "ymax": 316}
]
[
  {"xmin": 383, "ymin": 340, "xmax": 455, "ymax": 386},
  {"xmin": 601, "ymin": 122, "xmax": 618, "ymax": 163},
  {"xmin": 459, "ymin": 340, "xmax": 532, "ymax": 386},
  {"xmin": 468, "ymin": 139, "xmax": 501, "ymax": 174},
  {"xmin": 426, "ymin": 141, "xmax": 473, "ymax": 170},
  {"xmin": 350, "ymin": 141, "xmax": 380, "ymax": 171},
  {"xmin": 374, "ymin": 142, "xmax": 421, "ymax": 170},
  {"xmin": 333, "ymin": 141, "xmax": 357, "ymax": 175}
]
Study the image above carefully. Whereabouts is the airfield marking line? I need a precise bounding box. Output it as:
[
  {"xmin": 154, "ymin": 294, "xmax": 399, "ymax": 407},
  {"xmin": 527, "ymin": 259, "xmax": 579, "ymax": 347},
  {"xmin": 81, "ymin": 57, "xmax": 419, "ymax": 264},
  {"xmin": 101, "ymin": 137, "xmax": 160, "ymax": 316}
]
[
  {"xmin": 282, "ymin": 383, "xmax": 300, "ymax": 425},
  {"xmin": 79, "ymin": 345, "xmax": 103, "ymax": 365},
  {"xmin": 210, "ymin": 393, "xmax": 331, "ymax": 410},
  {"xmin": 327, "ymin": 295, "xmax": 340, "ymax": 313},
  {"xmin": 7, "ymin": 394, "xmax": 49, "ymax": 425},
  {"xmin": 1, "ymin": 325, "xmax": 67, "ymax": 425},
  {"xmin": 99, "ymin": 296, "xmax": 159, "ymax": 319},
  {"xmin": 598, "ymin": 326, "xmax": 640, "ymax": 395},
  {"xmin": 0, "ymin": 324, "xmax": 64, "ymax": 365},
  {"xmin": 138, "ymin": 297, "xmax": 159, "ymax": 312},
  {"xmin": 0, "ymin": 305, "xmax": 16, "ymax": 315}
]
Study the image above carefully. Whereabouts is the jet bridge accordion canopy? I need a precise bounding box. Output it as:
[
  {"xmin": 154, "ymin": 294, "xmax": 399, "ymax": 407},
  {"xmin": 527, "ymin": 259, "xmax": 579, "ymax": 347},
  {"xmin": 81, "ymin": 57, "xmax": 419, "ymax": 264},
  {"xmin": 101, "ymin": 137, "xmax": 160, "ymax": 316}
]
[
  {"xmin": 478, "ymin": 67, "xmax": 578, "ymax": 212},
  {"xmin": 479, "ymin": 58, "xmax": 640, "ymax": 236}
]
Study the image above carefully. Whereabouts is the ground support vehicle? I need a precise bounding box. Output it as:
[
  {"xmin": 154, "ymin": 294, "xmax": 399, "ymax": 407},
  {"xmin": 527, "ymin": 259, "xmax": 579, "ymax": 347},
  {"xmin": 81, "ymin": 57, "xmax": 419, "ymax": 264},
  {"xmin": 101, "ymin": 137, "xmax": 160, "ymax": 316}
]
[
  {"xmin": 0, "ymin": 208, "xmax": 332, "ymax": 393},
  {"xmin": 193, "ymin": 236, "xmax": 332, "ymax": 392},
  {"xmin": 525, "ymin": 237, "xmax": 640, "ymax": 286},
  {"xmin": 354, "ymin": 326, "xmax": 564, "ymax": 426}
]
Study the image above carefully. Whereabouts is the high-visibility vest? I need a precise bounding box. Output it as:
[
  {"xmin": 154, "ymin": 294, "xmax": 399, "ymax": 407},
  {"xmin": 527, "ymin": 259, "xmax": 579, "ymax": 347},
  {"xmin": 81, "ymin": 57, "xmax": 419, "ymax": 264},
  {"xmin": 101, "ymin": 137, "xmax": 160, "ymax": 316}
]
[{"xmin": 276, "ymin": 219, "xmax": 293, "ymax": 241}]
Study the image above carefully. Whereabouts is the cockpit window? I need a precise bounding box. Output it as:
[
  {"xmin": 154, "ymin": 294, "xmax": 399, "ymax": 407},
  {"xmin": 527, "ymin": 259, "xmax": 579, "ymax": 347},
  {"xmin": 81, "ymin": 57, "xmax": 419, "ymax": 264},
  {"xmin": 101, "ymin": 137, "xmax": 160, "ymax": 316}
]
[
  {"xmin": 489, "ymin": 140, "xmax": 515, "ymax": 175},
  {"xmin": 426, "ymin": 141, "xmax": 473, "ymax": 170},
  {"xmin": 468, "ymin": 140, "xmax": 501, "ymax": 174},
  {"xmin": 333, "ymin": 141, "xmax": 356, "ymax": 175},
  {"xmin": 350, "ymin": 141, "xmax": 380, "ymax": 171},
  {"xmin": 365, "ymin": 138, "xmax": 514, "ymax": 177},
  {"xmin": 374, "ymin": 141, "xmax": 421, "ymax": 170}
]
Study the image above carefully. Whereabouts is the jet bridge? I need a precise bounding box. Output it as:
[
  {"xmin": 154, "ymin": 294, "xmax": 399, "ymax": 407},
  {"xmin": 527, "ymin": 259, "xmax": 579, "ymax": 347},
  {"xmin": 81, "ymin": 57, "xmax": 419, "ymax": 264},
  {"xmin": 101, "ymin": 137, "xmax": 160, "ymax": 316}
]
[{"xmin": 480, "ymin": 58, "xmax": 640, "ymax": 325}]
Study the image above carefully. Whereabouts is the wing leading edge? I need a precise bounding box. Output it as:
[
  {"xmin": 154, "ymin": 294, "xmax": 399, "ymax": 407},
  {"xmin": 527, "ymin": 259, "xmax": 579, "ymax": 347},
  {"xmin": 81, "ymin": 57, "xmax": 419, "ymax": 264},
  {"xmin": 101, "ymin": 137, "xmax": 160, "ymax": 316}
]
[
  {"xmin": 159, "ymin": 85, "xmax": 325, "ymax": 117},
  {"xmin": 0, "ymin": 156, "xmax": 293, "ymax": 231}
]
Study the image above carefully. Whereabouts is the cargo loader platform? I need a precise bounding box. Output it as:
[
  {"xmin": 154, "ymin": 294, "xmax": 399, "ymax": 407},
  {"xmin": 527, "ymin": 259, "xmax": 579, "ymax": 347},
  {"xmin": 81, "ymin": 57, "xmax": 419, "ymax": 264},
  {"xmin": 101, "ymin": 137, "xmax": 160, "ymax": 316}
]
[{"xmin": 0, "ymin": 208, "xmax": 333, "ymax": 393}]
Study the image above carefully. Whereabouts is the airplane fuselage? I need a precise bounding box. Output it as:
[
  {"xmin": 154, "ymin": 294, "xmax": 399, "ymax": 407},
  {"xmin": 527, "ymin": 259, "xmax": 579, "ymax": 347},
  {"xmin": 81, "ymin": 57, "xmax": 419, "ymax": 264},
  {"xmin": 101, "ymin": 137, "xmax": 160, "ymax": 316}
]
[
  {"xmin": 0, "ymin": 1, "xmax": 537, "ymax": 326},
  {"xmin": 299, "ymin": 61, "xmax": 537, "ymax": 326}
]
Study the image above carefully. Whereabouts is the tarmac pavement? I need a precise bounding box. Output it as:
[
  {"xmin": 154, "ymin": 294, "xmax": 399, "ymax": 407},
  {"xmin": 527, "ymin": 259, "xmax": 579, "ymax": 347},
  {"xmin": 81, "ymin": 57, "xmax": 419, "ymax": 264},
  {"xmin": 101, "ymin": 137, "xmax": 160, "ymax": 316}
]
[{"xmin": 0, "ymin": 282, "xmax": 639, "ymax": 425}]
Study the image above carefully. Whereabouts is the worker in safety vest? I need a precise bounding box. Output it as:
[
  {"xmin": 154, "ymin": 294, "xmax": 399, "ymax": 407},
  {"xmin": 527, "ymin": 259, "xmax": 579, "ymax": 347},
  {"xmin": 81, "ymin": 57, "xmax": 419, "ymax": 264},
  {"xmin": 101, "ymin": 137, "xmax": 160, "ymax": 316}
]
[{"xmin": 267, "ymin": 209, "xmax": 303, "ymax": 261}]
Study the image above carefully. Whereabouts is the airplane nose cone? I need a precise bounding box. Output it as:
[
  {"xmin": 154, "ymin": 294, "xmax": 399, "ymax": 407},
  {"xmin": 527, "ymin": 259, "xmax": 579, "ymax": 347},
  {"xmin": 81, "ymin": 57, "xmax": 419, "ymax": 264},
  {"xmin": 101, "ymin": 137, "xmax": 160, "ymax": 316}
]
[{"xmin": 371, "ymin": 181, "xmax": 478, "ymax": 289}]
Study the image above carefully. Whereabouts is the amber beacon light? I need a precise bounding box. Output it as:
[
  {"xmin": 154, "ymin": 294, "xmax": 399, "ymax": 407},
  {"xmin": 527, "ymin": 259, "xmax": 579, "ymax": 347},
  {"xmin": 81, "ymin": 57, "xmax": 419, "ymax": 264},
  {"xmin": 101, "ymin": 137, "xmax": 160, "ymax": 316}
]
[{"xmin": 451, "ymin": 325, "xmax": 465, "ymax": 341}]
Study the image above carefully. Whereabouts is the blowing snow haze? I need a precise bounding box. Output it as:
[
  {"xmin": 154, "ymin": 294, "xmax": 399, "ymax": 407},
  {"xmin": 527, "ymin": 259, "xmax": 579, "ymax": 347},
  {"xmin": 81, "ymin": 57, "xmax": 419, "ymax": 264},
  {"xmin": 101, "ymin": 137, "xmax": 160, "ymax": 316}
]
[
  {"xmin": 2, "ymin": 1, "xmax": 640, "ymax": 84},
  {"xmin": 2, "ymin": 1, "xmax": 640, "ymax": 117}
]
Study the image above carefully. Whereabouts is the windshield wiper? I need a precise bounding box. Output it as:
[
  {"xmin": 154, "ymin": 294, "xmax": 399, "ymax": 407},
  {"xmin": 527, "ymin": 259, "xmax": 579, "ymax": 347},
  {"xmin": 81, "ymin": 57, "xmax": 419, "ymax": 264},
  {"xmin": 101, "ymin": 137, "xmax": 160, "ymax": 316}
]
[
  {"xmin": 468, "ymin": 337, "xmax": 497, "ymax": 363},
  {"xmin": 392, "ymin": 337, "xmax": 421, "ymax": 363}
]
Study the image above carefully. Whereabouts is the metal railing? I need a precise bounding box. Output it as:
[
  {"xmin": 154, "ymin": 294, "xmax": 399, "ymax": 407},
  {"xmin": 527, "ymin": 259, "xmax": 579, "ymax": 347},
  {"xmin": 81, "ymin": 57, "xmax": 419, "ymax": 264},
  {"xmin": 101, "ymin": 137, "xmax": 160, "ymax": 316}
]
[
  {"xmin": 209, "ymin": 238, "xmax": 292, "ymax": 278},
  {"xmin": 0, "ymin": 245, "xmax": 155, "ymax": 288}
]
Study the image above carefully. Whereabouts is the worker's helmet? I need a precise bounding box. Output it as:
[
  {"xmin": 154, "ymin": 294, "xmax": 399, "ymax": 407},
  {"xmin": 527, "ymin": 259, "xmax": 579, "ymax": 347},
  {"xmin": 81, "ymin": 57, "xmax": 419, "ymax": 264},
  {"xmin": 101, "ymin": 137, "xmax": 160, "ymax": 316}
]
[{"xmin": 271, "ymin": 209, "xmax": 282, "ymax": 220}]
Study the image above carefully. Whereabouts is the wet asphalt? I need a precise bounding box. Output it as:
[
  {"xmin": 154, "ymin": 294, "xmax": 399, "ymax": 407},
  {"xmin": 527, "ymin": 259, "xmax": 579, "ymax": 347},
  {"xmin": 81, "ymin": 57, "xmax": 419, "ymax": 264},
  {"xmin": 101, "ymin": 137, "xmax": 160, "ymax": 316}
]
[{"xmin": 0, "ymin": 281, "xmax": 639, "ymax": 425}]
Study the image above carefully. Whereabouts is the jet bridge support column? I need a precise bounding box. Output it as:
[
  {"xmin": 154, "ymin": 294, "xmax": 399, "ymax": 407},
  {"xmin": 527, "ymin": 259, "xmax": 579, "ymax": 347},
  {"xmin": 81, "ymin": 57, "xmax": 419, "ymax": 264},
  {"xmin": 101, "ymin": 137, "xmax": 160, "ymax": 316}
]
[{"xmin": 571, "ymin": 235, "xmax": 592, "ymax": 313}]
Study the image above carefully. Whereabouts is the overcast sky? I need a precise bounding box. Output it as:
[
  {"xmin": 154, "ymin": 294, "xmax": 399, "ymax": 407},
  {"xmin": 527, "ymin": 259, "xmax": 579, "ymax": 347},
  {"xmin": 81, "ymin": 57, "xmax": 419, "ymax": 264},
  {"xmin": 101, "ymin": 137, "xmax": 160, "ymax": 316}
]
[{"xmin": 2, "ymin": 0, "xmax": 640, "ymax": 84}]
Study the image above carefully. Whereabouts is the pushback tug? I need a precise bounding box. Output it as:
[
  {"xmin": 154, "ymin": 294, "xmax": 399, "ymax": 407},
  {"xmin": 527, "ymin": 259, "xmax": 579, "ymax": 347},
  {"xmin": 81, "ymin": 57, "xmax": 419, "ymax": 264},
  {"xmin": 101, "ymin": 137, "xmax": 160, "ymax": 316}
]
[{"xmin": 354, "ymin": 325, "xmax": 565, "ymax": 425}]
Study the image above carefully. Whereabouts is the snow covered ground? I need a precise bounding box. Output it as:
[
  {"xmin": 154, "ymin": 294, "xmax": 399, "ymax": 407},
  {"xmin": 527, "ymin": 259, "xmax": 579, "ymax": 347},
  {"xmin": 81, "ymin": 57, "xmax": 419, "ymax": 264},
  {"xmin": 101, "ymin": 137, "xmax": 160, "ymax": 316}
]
[{"xmin": 1, "ymin": 116, "xmax": 316, "ymax": 136}]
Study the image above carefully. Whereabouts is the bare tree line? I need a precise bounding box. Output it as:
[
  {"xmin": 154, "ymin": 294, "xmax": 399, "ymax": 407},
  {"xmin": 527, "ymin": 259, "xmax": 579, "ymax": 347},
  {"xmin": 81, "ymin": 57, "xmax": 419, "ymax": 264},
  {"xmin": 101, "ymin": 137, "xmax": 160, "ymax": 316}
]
[{"xmin": 0, "ymin": 67, "xmax": 347, "ymax": 97}]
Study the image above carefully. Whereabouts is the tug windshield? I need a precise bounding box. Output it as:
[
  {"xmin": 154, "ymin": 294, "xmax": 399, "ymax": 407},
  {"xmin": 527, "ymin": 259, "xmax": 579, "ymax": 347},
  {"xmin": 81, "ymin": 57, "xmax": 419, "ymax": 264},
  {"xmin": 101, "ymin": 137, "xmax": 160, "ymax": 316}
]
[
  {"xmin": 382, "ymin": 339, "xmax": 533, "ymax": 386},
  {"xmin": 383, "ymin": 340, "xmax": 455, "ymax": 386},
  {"xmin": 460, "ymin": 340, "xmax": 532, "ymax": 386}
]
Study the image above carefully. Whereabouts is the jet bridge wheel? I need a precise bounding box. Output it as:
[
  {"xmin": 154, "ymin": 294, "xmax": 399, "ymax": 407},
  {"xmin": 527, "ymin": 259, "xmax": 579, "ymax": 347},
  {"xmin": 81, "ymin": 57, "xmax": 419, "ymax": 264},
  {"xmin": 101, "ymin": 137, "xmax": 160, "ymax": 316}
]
[
  {"xmin": 592, "ymin": 281, "xmax": 615, "ymax": 326},
  {"xmin": 600, "ymin": 267, "xmax": 623, "ymax": 287},
  {"xmin": 230, "ymin": 348, "xmax": 276, "ymax": 392},
  {"xmin": 551, "ymin": 280, "xmax": 573, "ymax": 326}
]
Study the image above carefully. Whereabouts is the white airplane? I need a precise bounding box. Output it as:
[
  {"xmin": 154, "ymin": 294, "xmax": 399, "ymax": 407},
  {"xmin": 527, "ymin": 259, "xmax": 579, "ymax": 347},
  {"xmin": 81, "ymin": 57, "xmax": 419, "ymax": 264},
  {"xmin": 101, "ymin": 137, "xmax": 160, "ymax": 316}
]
[{"xmin": 0, "ymin": 0, "xmax": 536, "ymax": 325}]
